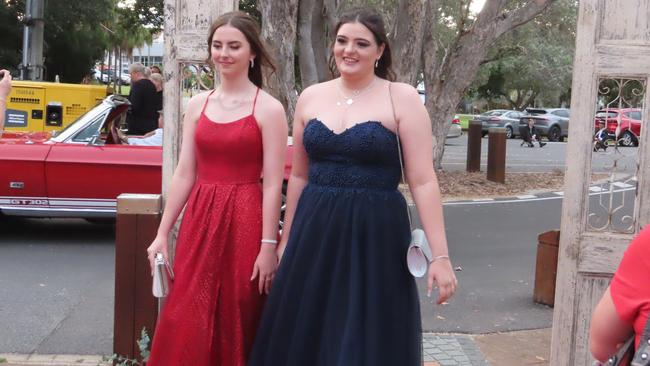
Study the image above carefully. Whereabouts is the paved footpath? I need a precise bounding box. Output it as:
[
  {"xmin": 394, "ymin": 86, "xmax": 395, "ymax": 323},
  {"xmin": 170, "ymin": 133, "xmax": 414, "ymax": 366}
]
[{"xmin": 1, "ymin": 328, "xmax": 552, "ymax": 366}]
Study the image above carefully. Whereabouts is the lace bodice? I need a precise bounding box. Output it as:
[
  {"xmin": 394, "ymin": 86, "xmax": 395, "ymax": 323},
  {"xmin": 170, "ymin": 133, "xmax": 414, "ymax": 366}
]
[{"xmin": 303, "ymin": 118, "xmax": 401, "ymax": 190}]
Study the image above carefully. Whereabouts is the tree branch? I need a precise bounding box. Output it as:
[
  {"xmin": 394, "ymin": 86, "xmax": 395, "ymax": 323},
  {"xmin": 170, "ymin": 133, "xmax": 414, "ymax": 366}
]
[{"xmin": 495, "ymin": 0, "xmax": 555, "ymax": 37}]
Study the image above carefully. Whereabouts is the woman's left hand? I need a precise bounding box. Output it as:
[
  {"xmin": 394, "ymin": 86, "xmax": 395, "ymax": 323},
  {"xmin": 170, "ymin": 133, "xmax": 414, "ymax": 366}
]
[
  {"xmin": 427, "ymin": 258, "xmax": 457, "ymax": 305},
  {"xmin": 251, "ymin": 245, "xmax": 279, "ymax": 295}
]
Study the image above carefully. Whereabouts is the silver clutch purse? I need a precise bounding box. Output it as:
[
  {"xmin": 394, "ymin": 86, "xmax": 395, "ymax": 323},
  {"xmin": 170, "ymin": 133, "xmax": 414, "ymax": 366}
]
[
  {"xmin": 152, "ymin": 253, "xmax": 174, "ymax": 298},
  {"xmin": 407, "ymin": 228, "xmax": 432, "ymax": 277}
]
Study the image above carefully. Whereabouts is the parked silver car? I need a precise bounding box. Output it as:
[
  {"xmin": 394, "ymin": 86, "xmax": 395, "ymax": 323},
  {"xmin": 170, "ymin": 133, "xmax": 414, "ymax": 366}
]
[
  {"xmin": 519, "ymin": 108, "xmax": 570, "ymax": 142},
  {"xmin": 477, "ymin": 109, "xmax": 524, "ymax": 139}
]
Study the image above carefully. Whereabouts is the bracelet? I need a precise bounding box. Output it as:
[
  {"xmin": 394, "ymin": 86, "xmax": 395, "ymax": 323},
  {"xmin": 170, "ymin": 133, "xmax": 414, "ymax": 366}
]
[
  {"xmin": 432, "ymin": 255, "xmax": 450, "ymax": 262},
  {"xmin": 261, "ymin": 239, "xmax": 278, "ymax": 245}
]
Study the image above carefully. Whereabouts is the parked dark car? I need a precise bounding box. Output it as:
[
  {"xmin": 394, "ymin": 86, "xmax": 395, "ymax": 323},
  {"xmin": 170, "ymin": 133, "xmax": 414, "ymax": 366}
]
[
  {"xmin": 476, "ymin": 109, "xmax": 524, "ymax": 138},
  {"xmin": 519, "ymin": 108, "xmax": 570, "ymax": 142},
  {"xmin": 593, "ymin": 108, "xmax": 642, "ymax": 147}
]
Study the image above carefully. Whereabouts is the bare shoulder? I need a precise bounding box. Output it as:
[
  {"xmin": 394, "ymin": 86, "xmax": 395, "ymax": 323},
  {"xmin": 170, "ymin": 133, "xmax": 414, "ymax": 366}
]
[
  {"xmin": 389, "ymin": 82, "xmax": 420, "ymax": 99},
  {"xmin": 182, "ymin": 90, "xmax": 211, "ymax": 122},
  {"xmin": 255, "ymin": 89, "xmax": 286, "ymax": 118},
  {"xmin": 298, "ymin": 79, "xmax": 335, "ymax": 103},
  {"xmin": 255, "ymin": 89, "xmax": 286, "ymax": 123}
]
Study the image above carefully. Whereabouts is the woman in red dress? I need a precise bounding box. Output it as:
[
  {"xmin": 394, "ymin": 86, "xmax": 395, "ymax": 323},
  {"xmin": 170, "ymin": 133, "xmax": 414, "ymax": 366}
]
[{"xmin": 145, "ymin": 11, "xmax": 287, "ymax": 366}]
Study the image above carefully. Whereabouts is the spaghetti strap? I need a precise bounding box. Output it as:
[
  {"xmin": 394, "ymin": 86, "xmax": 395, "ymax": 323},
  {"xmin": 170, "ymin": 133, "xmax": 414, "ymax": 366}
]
[
  {"xmin": 201, "ymin": 89, "xmax": 217, "ymax": 115},
  {"xmin": 387, "ymin": 82, "xmax": 398, "ymax": 130},
  {"xmin": 251, "ymin": 88, "xmax": 260, "ymax": 115}
]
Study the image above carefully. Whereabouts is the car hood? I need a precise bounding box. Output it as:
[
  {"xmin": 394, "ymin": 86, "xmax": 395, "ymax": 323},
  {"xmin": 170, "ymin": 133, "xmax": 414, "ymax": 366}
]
[{"xmin": 0, "ymin": 131, "xmax": 52, "ymax": 144}]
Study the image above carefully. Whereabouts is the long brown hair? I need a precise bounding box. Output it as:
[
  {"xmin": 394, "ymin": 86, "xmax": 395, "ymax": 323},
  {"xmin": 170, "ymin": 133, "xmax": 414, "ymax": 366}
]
[
  {"xmin": 207, "ymin": 11, "xmax": 276, "ymax": 88},
  {"xmin": 329, "ymin": 7, "xmax": 396, "ymax": 81}
]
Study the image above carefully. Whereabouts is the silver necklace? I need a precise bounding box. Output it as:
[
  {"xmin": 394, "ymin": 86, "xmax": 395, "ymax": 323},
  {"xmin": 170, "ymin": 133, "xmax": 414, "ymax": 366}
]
[
  {"xmin": 336, "ymin": 77, "xmax": 377, "ymax": 107},
  {"xmin": 216, "ymin": 90, "xmax": 249, "ymax": 111}
]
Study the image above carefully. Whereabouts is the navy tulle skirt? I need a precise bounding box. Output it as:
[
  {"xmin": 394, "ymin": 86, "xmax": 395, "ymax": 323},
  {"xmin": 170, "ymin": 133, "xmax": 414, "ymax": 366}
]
[{"xmin": 248, "ymin": 184, "xmax": 422, "ymax": 365}]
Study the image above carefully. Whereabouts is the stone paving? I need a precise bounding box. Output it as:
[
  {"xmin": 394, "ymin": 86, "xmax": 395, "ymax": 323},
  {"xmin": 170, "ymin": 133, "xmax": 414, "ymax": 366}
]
[{"xmin": 423, "ymin": 333, "xmax": 489, "ymax": 366}]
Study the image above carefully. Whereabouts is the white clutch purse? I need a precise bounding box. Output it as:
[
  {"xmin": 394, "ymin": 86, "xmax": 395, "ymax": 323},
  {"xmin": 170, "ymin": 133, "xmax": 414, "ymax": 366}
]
[
  {"xmin": 152, "ymin": 253, "xmax": 174, "ymax": 298},
  {"xmin": 407, "ymin": 229, "xmax": 432, "ymax": 277}
]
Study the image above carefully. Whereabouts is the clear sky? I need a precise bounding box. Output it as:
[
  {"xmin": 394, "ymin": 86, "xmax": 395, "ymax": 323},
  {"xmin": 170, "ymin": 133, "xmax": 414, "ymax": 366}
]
[{"xmin": 470, "ymin": 0, "xmax": 487, "ymax": 14}]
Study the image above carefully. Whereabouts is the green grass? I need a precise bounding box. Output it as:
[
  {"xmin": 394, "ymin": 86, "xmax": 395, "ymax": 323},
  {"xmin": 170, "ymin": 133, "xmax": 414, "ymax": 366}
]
[{"xmin": 457, "ymin": 114, "xmax": 477, "ymax": 130}]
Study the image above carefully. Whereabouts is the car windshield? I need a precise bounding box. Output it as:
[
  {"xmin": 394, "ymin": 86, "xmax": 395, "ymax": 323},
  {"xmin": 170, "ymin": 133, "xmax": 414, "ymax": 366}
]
[
  {"xmin": 627, "ymin": 111, "xmax": 642, "ymax": 120},
  {"xmin": 525, "ymin": 109, "xmax": 548, "ymax": 115},
  {"xmin": 595, "ymin": 111, "xmax": 618, "ymax": 118},
  {"xmin": 481, "ymin": 110, "xmax": 505, "ymax": 116},
  {"xmin": 50, "ymin": 106, "xmax": 107, "ymax": 141}
]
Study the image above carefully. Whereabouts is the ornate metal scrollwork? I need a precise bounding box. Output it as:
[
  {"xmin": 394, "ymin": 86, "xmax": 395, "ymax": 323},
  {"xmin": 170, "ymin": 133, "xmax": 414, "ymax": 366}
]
[
  {"xmin": 588, "ymin": 77, "xmax": 645, "ymax": 233},
  {"xmin": 180, "ymin": 62, "xmax": 215, "ymax": 97}
]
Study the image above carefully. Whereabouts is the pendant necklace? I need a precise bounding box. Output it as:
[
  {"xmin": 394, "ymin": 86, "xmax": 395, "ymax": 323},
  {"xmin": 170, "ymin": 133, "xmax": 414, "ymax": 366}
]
[{"xmin": 336, "ymin": 77, "xmax": 377, "ymax": 107}]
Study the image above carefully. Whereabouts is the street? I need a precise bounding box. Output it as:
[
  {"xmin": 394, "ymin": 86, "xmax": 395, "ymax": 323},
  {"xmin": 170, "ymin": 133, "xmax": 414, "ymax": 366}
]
[{"xmin": 0, "ymin": 137, "xmax": 638, "ymax": 354}]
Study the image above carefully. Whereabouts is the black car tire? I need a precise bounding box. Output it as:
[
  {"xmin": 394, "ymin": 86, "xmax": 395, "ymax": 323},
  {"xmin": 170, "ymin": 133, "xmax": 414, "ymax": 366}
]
[
  {"xmin": 505, "ymin": 126, "xmax": 514, "ymax": 139},
  {"xmin": 619, "ymin": 130, "xmax": 638, "ymax": 147},
  {"xmin": 548, "ymin": 125, "xmax": 561, "ymax": 142}
]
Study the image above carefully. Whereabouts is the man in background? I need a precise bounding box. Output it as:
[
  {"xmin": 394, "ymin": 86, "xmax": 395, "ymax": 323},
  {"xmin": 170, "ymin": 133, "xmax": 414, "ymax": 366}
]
[
  {"xmin": 0, "ymin": 70, "xmax": 12, "ymax": 136},
  {"xmin": 126, "ymin": 63, "xmax": 158, "ymax": 135},
  {"xmin": 118, "ymin": 109, "xmax": 163, "ymax": 146}
]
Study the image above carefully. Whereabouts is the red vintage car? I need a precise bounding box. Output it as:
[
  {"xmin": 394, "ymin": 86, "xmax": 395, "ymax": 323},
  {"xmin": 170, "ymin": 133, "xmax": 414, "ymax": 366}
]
[
  {"xmin": 593, "ymin": 108, "xmax": 643, "ymax": 147},
  {"xmin": 0, "ymin": 95, "xmax": 292, "ymax": 219}
]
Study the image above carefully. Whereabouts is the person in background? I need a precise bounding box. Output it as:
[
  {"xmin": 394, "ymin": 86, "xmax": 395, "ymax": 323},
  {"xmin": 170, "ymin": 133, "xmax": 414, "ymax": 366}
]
[
  {"xmin": 143, "ymin": 66, "xmax": 152, "ymax": 78},
  {"xmin": 593, "ymin": 120, "xmax": 609, "ymax": 152},
  {"xmin": 590, "ymin": 227, "xmax": 650, "ymax": 363},
  {"xmin": 0, "ymin": 69, "xmax": 11, "ymax": 136},
  {"xmin": 118, "ymin": 109, "xmax": 163, "ymax": 146},
  {"xmin": 126, "ymin": 62, "xmax": 158, "ymax": 135},
  {"xmin": 150, "ymin": 65, "xmax": 162, "ymax": 74},
  {"xmin": 149, "ymin": 72, "xmax": 164, "ymax": 114},
  {"xmin": 520, "ymin": 118, "xmax": 546, "ymax": 148}
]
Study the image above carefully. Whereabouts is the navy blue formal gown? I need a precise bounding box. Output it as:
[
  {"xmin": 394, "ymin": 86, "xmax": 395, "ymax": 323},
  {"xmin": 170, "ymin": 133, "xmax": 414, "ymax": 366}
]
[{"xmin": 249, "ymin": 119, "xmax": 422, "ymax": 366}]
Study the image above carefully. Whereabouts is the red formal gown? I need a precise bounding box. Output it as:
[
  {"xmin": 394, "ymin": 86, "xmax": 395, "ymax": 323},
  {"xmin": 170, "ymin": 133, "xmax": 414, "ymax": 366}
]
[{"xmin": 147, "ymin": 89, "xmax": 264, "ymax": 366}]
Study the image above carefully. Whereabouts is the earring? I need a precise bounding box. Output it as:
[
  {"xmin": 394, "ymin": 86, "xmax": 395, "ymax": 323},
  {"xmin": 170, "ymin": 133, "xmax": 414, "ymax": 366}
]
[
  {"xmin": 375, "ymin": 59, "xmax": 379, "ymax": 68},
  {"xmin": 250, "ymin": 59, "xmax": 255, "ymax": 68}
]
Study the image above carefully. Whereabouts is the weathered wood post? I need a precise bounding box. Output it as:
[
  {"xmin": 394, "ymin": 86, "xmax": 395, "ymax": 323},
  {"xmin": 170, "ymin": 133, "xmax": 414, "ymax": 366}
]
[
  {"xmin": 486, "ymin": 127, "xmax": 506, "ymax": 183},
  {"xmin": 551, "ymin": 1, "xmax": 650, "ymax": 364},
  {"xmin": 114, "ymin": 194, "xmax": 161, "ymax": 361},
  {"xmin": 466, "ymin": 120, "xmax": 482, "ymax": 172}
]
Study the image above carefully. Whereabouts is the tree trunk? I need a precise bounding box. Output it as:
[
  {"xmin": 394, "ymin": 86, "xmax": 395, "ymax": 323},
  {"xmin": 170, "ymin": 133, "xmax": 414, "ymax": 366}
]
[
  {"xmin": 311, "ymin": 0, "xmax": 330, "ymax": 82},
  {"xmin": 259, "ymin": 0, "xmax": 299, "ymax": 124},
  {"xmin": 297, "ymin": 0, "xmax": 319, "ymax": 88},
  {"xmin": 423, "ymin": 0, "xmax": 555, "ymax": 168},
  {"xmin": 390, "ymin": 0, "xmax": 426, "ymax": 85}
]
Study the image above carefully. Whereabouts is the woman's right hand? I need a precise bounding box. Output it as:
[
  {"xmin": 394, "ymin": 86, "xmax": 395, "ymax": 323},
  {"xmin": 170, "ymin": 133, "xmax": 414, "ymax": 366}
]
[{"xmin": 146, "ymin": 235, "xmax": 169, "ymax": 275}]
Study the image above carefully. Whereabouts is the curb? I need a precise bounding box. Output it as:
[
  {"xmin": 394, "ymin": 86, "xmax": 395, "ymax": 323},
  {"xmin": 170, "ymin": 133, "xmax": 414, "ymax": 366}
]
[
  {"xmin": 441, "ymin": 176, "xmax": 636, "ymax": 206},
  {"xmin": 0, "ymin": 354, "xmax": 107, "ymax": 366}
]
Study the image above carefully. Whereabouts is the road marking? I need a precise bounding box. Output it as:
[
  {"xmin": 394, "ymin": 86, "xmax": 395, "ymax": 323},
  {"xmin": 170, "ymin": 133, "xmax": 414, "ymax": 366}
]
[
  {"xmin": 442, "ymin": 185, "xmax": 636, "ymax": 206},
  {"xmin": 611, "ymin": 181, "xmax": 634, "ymax": 188},
  {"xmin": 516, "ymin": 195, "xmax": 537, "ymax": 199},
  {"xmin": 472, "ymin": 198, "xmax": 494, "ymax": 202}
]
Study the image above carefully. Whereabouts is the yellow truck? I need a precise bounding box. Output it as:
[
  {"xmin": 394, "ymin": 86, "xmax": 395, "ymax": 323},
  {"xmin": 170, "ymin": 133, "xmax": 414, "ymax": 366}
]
[{"xmin": 4, "ymin": 81, "xmax": 109, "ymax": 133}]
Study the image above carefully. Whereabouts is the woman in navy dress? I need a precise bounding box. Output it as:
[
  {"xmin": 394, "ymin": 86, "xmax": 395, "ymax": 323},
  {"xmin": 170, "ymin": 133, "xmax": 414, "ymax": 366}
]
[{"xmin": 249, "ymin": 7, "xmax": 457, "ymax": 365}]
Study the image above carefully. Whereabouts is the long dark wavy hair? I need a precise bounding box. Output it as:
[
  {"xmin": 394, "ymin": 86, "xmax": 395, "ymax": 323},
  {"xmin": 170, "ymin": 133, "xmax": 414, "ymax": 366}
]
[
  {"xmin": 207, "ymin": 11, "xmax": 276, "ymax": 88},
  {"xmin": 329, "ymin": 7, "xmax": 396, "ymax": 81}
]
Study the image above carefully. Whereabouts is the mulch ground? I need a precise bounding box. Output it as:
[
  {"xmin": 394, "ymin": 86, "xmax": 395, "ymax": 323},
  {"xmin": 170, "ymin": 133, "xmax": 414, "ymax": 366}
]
[{"xmin": 400, "ymin": 170, "xmax": 607, "ymax": 202}]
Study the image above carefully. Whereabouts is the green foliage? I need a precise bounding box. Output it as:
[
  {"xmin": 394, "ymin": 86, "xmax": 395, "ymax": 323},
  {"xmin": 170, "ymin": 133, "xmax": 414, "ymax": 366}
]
[
  {"xmin": 0, "ymin": 1, "xmax": 22, "ymax": 72},
  {"xmin": 0, "ymin": 357, "xmax": 7, "ymax": 363},
  {"xmin": 42, "ymin": 0, "xmax": 115, "ymax": 82},
  {"xmin": 102, "ymin": 327, "xmax": 150, "ymax": 366},
  {"xmin": 125, "ymin": 0, "xmax": 164, "ymax": 34},
  {"xmin": 239, "ymin": 0, "xmax": 261, "ymax": 22},
  {"xmin": 472, "ymin": 0, "xmax": 577, "ymax": 109}
]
